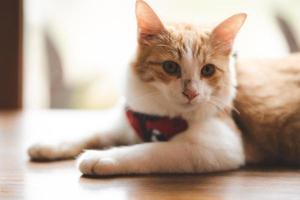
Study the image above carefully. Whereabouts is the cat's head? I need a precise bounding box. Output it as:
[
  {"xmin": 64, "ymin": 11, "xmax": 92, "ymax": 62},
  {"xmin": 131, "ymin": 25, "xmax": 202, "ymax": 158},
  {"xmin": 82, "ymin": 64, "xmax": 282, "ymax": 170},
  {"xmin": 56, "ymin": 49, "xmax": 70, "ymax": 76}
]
[{"xmin": 129, "ymin": 0, "xmax": 246, "ymax": 117}]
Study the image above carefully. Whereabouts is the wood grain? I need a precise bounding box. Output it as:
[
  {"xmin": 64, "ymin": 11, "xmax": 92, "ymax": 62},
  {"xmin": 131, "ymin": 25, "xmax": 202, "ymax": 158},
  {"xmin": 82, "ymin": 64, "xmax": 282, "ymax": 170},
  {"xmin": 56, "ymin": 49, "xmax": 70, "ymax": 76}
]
[{"xmin": 0, "ymin": 110, "xmax": 299, "ymax": 200}]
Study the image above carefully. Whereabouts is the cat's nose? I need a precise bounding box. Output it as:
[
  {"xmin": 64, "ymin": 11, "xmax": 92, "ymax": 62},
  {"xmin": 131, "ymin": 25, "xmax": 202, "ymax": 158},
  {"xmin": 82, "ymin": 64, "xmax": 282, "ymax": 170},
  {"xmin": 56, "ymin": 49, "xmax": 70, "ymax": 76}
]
[{"xmin": 182, "ymin": 89, "xmax": 199, "ymax": 101}]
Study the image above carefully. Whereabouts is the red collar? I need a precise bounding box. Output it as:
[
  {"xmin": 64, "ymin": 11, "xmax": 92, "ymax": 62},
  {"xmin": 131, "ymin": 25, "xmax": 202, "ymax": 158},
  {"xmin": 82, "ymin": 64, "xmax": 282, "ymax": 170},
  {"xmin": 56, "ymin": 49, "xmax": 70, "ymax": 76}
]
[{"xmin": 126, "ymin": 108, "xmax": 188, "ymax": 142}]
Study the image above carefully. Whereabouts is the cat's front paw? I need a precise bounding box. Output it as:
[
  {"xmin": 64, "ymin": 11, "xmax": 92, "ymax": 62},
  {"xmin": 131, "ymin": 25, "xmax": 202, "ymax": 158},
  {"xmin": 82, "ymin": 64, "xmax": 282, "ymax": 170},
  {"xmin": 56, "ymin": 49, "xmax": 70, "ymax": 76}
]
[
  {"xmin": 77, "ymin": 150, "xmax": 119, "ymax": 176},
  {"xmin": 28, "ymin": 144, "xmax": 60, "ymax": 161},
  {"xmin": 28, "ymin": 142, "xmax": 80, "ymax": 161}
]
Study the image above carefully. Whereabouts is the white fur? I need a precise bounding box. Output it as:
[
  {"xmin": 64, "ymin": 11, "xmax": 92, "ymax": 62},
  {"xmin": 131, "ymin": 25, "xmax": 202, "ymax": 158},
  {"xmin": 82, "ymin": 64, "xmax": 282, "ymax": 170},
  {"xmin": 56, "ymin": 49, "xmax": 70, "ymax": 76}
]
[
  {"xmin": 28, "ymin": 42, "xmax": 245, "ymax": 175},
  {"xmin": 77, "ymin": 117, "xmax": 245, "ymax": 175},
  {"xmin": 28, "ymin": 6, "xmax": 246, "ymax": 175},
  {"xmin": 76, "ymin": 47, "xmax": 246, "ymax": 175}
]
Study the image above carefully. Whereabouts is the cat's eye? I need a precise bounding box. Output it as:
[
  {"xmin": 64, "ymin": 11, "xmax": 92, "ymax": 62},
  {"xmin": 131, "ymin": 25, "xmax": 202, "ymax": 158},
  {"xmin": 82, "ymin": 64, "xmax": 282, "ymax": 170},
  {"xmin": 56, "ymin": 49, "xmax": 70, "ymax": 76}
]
[
  {"xmin": 201, "ymin": 64, "xmax": 216, "ymax": 77},
  {"xmin": 162, "ymin": 61, "xmax": 181, "ymax": 76}
]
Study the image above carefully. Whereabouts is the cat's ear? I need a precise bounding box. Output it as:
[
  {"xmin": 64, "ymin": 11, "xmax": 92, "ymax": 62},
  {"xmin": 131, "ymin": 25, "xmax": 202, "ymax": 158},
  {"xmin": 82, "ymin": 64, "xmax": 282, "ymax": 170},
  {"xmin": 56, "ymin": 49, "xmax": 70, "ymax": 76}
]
[
  {"xmin": 135, "ymin": 0, "xmax": 166, "ymax": 44},
  {"xmin": 211, "ymin": 13, "xmax": 247, "ymax": 54}
]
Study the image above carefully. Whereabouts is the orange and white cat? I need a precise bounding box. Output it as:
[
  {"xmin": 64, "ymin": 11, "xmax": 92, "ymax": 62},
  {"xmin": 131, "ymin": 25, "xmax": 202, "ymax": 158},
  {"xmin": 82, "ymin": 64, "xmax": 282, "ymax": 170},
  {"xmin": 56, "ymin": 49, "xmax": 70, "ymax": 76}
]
[{"xmin": 28, "ymin": 0, "xmax": 247, "ymax": 175}]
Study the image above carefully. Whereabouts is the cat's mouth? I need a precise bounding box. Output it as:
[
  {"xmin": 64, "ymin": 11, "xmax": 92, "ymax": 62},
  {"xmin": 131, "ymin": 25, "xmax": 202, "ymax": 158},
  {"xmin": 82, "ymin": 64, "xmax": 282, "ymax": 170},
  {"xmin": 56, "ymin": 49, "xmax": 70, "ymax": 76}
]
[
  {"xmin": 177, "ymin": 97, "xmax": 208, "ymax": 109},
  {"xmin": 180, "ymin": 100, "xmax": 199, "ymax": 108}
]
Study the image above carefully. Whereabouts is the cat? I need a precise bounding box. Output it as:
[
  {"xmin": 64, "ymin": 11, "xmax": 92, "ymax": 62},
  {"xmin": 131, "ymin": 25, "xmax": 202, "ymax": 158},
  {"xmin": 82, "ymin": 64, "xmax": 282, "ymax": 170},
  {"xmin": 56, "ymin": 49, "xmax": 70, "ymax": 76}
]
[{"xmin": 28, "ymin": 0, "xmax": 248, "ymax": 175}]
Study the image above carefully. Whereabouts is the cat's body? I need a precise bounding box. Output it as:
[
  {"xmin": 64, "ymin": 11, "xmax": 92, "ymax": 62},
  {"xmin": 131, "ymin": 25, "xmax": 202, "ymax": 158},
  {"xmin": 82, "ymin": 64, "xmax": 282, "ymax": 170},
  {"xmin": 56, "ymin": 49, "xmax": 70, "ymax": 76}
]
[
  {"xmin": 28, "ymin": 0, "xmax": 300, "ymax": 175},
  {"xmin": 235, "ymin": 54, "xmax": 300, "ymax": 165}
]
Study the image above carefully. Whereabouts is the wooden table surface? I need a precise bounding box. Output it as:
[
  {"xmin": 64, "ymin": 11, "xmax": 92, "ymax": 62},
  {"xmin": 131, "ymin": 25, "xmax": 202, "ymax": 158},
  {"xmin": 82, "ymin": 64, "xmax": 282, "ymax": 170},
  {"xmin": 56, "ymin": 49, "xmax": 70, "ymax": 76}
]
[{"xmin": 0, "ymin": 110, "xmax": 299, "ymax": 200}]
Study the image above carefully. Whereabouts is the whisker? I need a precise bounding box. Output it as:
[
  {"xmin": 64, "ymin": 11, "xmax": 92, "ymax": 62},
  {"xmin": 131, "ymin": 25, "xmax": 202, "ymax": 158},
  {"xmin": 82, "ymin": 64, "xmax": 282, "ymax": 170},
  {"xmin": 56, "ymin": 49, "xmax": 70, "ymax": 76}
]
[
  {"xmin": 206, "ymin": 100, "xmax": 226, "ymax": 114},
  {"xmin": 210, "ymin": 96, "xmax": 240, "ymax": 115},
  {"xmin": 231, "ymin": 106, "xmax": 240, "ymax": 115}
]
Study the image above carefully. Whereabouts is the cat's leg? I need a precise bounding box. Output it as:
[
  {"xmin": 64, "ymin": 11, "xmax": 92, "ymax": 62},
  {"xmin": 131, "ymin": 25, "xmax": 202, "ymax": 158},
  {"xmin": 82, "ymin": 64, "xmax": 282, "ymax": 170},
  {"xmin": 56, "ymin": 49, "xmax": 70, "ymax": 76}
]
[
  {"xmin": 28, "ymin": 135, "xmax": 99, "ymax": 161},
  {"xmin": 77, "ymin": 119, "xmax": 245, "ymax": 175},
  {"xmin": 28, "ymin": 116, "xmax": 140, "ymax": 161}
]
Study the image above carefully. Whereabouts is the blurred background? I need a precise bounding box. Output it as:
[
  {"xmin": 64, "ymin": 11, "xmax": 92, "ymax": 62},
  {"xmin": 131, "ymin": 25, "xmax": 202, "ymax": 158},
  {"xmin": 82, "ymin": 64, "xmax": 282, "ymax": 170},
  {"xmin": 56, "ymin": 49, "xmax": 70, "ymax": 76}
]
[{"xmin": 23, "ymin": 0, "xmax": 300, "ymax": 110}]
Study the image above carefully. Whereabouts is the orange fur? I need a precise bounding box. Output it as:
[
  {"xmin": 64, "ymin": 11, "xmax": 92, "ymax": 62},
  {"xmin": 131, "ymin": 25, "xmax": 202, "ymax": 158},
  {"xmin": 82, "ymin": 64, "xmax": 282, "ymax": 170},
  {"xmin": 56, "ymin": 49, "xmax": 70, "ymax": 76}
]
[
  {"xmin": 131, "ymin": 23, "xmax": 234, "ymax": 99},
  {"xmin": 29, "ymin": 1, "xmax": 252, "ymax": 175},
  {"xmin": 235, "ymin": 53, "xmax": 300, "ymax": 165}
]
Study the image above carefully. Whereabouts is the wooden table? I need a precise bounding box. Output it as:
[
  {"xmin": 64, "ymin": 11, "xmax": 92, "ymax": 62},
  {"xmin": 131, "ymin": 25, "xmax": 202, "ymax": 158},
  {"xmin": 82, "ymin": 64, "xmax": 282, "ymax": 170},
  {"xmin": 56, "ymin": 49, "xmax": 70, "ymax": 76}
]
[{"xmin": 0, "ymin": 110, "xmax": 299, "ymax": 200}]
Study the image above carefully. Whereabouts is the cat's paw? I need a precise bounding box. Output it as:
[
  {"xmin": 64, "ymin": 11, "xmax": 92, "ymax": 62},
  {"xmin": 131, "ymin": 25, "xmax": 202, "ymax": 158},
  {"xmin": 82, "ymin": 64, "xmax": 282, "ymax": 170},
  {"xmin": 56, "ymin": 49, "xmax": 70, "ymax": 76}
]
[
  {"xmin": 28, "ymin": 143, "xmax": 80, "ymax": 161},
  {"xmin": 28, "ymin": 144, "xmax": 60, "ymax": 161},
  {"xmin": 77, "ymin": 150, "xmax": 118, "ymax": 176}
]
